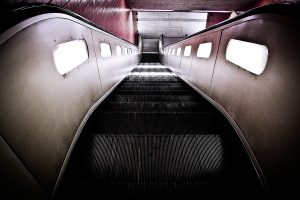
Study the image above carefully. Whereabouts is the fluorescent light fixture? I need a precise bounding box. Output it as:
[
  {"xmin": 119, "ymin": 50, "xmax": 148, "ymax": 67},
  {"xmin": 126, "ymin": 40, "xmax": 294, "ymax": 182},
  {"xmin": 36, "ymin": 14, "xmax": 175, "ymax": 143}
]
[
  {"xmin": 136, "ymin": 66, "xmax": 166, "ymax": 69},
  {"xmin": 100, "ymin": 42, "xmax": 112, "ymax": 58},
  {"xmin": 131, "ymin": 72, "xmax": 175, "ymax": 76},
  {"xmin": 197, "ymin": 42, "xmax": 212, "ymax": 58},
  {"xmin": 123, "ymin": 47, "xmax": 128, "ymax": 55},
  {"xmin": 177, "ymin": 48, "xmax": 181, "ymax": 56},
  {"xmin": 171, "ymin": 49, "xmax": 175, "ymax": 55},
  {"xmin": 226, "ymin": 39, "xmax": 268, "ymax": 75},
  {"xmin": 116, "ymin": 45, "xmax": 122, "ymax": 56},
  {"xmin": 184, "ymin": 45, "xmax": 192, "ymax": 57},
  {"xmin": 53, "ymin": 39, "xmax": 88, "ymax": 75}
]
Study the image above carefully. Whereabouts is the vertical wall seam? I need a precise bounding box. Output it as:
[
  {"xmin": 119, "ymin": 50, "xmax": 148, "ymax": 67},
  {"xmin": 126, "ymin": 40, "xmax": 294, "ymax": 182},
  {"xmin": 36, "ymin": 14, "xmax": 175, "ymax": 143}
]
[
  {"xmin": 208, "ymin": 30, "xmax": 223, "ymax": 94},
  {"xmin": 187, "ymin": 54, "xmax": 195, "ymax": 80},
  {"xmin": 90, "ymin": 29, "xmax": 103, "ymax": 94},
  {"xmin": 177, "ymin": 53, "xmax": 183, "ymax": 72}
]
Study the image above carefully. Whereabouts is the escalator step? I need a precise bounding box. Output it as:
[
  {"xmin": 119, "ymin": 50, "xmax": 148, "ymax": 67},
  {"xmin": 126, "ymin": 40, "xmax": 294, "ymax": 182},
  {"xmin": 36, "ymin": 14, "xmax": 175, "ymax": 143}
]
[
  {"xmin": 97, "ymin": 102, "xmax": 215, "ymax": 112},
  {"xmin": 131, "ymin": 68, "xmax": 172, "ymax": 73},
  {"xmin": 115, "ymin": 90, "xmax": 194, "ymax": 95},
  {"xmin": 120, "ymin": 83, "xmax": 184, "ymax": 87},
  {"xmin": 106, "ymin": 94, "xmax": 203, "ymax": 103},
  {"xmin": 117, "ymin": 86, "xmax": 187, "ymax": 91},
  {"xmin": 82, "ymin": 134, "xmax": 225, "ymax": 182},
  {"xmin": 83, "ymin": 112, "xmax": 223, "ymax": 135}
]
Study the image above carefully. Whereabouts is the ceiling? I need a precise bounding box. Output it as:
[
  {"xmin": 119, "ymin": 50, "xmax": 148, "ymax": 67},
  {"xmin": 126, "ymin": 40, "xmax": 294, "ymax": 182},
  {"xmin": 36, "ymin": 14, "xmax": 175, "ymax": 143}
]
[
  {"xmin": 127, "ymin": 0, "xmax": 258, "ymax": 11},
  {"xmin": 137, "ymin": 12, "xmax": 208, "ymax": 39}
]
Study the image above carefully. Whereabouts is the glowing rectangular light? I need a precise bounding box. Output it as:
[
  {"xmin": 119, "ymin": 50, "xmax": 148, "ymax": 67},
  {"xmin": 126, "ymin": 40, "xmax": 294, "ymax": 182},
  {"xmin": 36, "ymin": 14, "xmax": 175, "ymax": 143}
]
[
  {"xmin": 176, "ymin": 47, "xmax": 181, "ymax": 56},
  {"xmin": 131, "ymin": 72, "xmax": 175, "ymax": 76},
  {"xmin": 53, "ymin": 39, "xmax": 88, "ymax": 75},
  {"xmin": 197, "ymin": 42, "xmax": 212, "ymax": 58},
  {"xmin": 100, "ymin": 42, "xmax": 112, "ymax": 57},
  {"xmin": 226, "ymin": 39, "xmax": 268, "ymax": 75},
  {"xmin": 184, "ymin": 45, "xmax": 192, "ymax": 57},
  {"xmin": 136, "ymin": 65, "xmax": 165, "ymax": 69},
  {"xmin": 116, "ymin": 45, "xmax": 122, "ymax": 56},
  {"xmin": 168, "ymin": 49, "xmax": 171, "ymax": 55}
]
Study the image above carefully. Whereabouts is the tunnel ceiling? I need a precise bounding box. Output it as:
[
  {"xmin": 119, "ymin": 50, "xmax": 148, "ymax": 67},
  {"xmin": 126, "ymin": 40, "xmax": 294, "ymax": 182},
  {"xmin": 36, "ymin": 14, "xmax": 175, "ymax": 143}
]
[{"xmin": 127, "ymin": 0, "xmax": 258, "ymax": 11}]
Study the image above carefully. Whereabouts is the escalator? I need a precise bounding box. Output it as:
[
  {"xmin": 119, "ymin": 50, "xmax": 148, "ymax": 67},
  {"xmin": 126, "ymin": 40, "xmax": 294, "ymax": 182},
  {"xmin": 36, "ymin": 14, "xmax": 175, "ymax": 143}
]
[{"xmin": 58, "ymin": 63, "xmax": 263, "ymax": 199}]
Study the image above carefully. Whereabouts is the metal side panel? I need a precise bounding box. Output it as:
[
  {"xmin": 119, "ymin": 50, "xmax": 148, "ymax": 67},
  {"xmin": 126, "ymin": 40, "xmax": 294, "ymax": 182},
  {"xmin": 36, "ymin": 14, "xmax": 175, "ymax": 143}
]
[
  {"xmin": 0, "ymin": 18, "xmax": 102, "ymax": 193},
  {"xmin": 188, "ymin": 30, "xmax": 222, "ymax": 94},
  {"xmin": 0, "ymin": 134, "xmax": 48, "ymax": 199},
  {"xmin": 210, "ymin": 17, "xmax": 300, "ymax": 194}
]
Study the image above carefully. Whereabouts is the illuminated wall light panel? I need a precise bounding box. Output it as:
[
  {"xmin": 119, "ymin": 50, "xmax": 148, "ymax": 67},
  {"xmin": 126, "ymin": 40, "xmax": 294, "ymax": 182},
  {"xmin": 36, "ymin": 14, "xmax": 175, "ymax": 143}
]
[
  {"xmin": 197, "ymin": 42, "xmax": 212, "ymax": 58},
  {"xmin": 226, "ymin": 39, "xmax": 268, "ymax": 75},
  {"xmin": 100, "ymin": 42, "xmax": 112, "ymax": 58},
  {"xmin": 116, "ymin": 45, "xmax": 122, "ymax": 56},
  {"xmin": 177, "ymin": 47, "xmax": 181, "ymax": 56},
  {"xmin": 184, "ymin": 45, "xmax": 192, "ymax": 57},
  {"xmin": 131, "ymin": 72, "xmax": 176, "ymax": 76},
  {"xmin": 53, "ymin": 39, "xmax": 88, "ymax": 75}
]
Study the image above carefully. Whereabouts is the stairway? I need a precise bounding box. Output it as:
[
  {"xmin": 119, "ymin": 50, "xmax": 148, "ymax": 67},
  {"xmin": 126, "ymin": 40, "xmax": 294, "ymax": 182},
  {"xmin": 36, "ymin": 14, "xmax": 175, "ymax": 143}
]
[{"xmin": 58, "ymin": 63, "xmax": 263, "ymax": 199}]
